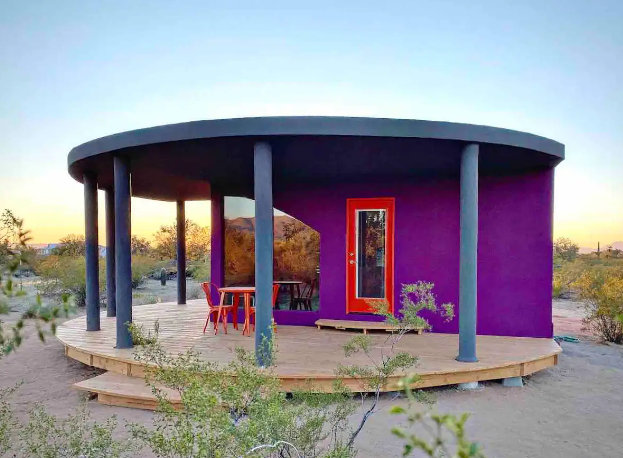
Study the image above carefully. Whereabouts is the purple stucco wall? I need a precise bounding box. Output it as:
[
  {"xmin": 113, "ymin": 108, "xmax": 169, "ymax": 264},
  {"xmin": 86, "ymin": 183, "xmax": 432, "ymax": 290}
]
[
  {"xmin": 212, "ymin": 168, "xmax": 554, "ymax": 338},
  {"xmin": 477, "ymin": 170, "xmax": 554, "ymax": 337}
]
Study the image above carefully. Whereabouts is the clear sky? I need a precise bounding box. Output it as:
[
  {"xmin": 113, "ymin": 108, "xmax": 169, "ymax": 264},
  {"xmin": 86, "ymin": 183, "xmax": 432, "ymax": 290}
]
[{"xmin": 1, "ymin": 0, "xmax": 621, "ymax": 247}]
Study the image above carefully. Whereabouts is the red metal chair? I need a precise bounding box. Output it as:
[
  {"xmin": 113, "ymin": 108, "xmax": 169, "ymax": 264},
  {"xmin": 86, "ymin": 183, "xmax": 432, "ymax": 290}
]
[
  {"xmin": 201, "ymin": 282, "xmax": 237, "ymax": 334},
  {"xmin": 248, "ymin": 284, "xmax": 280, "ymax": 333}
]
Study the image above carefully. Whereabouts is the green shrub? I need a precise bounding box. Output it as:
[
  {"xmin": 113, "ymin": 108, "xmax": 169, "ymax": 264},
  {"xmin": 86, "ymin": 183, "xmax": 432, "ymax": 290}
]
[
  {"xmin": 132, "ymin": 255, "xmax": 165, "ymax": 289},
  {"xmin": 552, "ymin": 280, "xmax": 563, "ymax": 298},
  {"xmin": 368, "ymin": 282, "xmax": 455, "ymax": 332},
  {"xmin": 189, "ymin": 260, "xmax": 210, "ymax": 282},
  {"xmin": 21, "ymin": 404, "xmax": 135, "ymax": 458},
  {"xmin": 36, "ymin": 253, "xmax": 161, "ymax": 304},
  {"xmin": 36, "ymin": 255, "xmax": 104, "ymax": 307},
  {"xmin": 336, "ymin": 283, "xmax": 452, "ymax": 450},
  {"xmin": 128, "ymin": 327, "xmax": 356, "ymax": 458},
  {"xmin": 123, "ymin": 291, "xmax": 479, "ymax": 458},
  {"xmin": 37, "ymin": 253, "xmax": 162, "ymax": 305},
  {"xmin": 575, "ymin": 267, "xmax": 623, "ymax": 343},
  {"xmin": 553, "ymin": 237, "xmax": 579, "ymax": 266},
  {"xmin": 336, "ymin": 334, "xmax": 419, "ymax": 450},
  {"xmin": 552, "ymin": 260, "xmax": 585, "ymax": 298}
]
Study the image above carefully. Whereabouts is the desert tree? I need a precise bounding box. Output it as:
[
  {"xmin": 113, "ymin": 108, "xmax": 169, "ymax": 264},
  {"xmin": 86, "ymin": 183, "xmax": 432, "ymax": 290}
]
[
  {"xmin": 153, "ymin": 219, "xmax": 210, "ymax": 261},
  {"xmin": 51, "ymin": 234, "xmax": 87, "ymax": 257}
]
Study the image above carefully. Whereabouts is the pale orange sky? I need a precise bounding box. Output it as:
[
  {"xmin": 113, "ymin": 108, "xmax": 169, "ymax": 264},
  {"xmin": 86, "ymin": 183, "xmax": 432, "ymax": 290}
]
[
  {"xmin": 19, "ymin": 194, "xmax": 258, "ymax": 245},
  {"xmin": 14, "ymin": 172, "xmax": 622, "ymax": 250},
  {"xmin": 19, "ymin": 195, "xmax": 212, "ymax": 245}
]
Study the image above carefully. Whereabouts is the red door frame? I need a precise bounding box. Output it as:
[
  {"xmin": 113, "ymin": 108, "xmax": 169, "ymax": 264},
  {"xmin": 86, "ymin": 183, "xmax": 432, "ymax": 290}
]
[{"xmin": 346, "ymin": 198, "xmax": 395, "ymax": 314}]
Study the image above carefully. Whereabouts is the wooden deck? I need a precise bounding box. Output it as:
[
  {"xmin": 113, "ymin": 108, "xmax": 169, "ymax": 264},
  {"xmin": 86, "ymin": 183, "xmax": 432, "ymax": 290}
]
[
  {"xmin": 57, "ymin": 301, "xmax": 561, "ymax": 410},
  {"xmin": 315, "ymin": 319, "xmax": 424, "ymax": 334}
]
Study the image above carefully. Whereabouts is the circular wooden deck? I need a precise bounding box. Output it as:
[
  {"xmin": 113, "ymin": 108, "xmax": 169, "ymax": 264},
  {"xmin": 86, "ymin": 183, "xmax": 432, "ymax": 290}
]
[{"xmin": 58, "ymin": 301, "xmax": 560, "ymax": 395}]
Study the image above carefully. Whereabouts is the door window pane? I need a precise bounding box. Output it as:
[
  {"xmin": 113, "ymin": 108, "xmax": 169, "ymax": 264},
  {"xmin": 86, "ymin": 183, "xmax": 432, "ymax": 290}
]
[{"xmin": 356, "ymin": 210, "xmax": 386, "ymax": 298}]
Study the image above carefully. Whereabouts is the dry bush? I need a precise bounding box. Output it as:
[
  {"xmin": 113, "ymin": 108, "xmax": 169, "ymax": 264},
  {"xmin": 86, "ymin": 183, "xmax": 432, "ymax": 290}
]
[
  {"xmin": 36, "ymin": 255, "xmax": 104, "ymax": 307},
  {"xmin": 552, "ymin": 260, "xmax": 585, "ymax": 298},
  {"xmin": 131, "ymin": 255, "xmax": 165, "ymax": 288},
  {"xmin": 189, "ymin": 261, "xmax": 211, "ymax": 282},
  {"xmin": 575, "ymin": 267, "xmax": 623, "ymax": 343}
]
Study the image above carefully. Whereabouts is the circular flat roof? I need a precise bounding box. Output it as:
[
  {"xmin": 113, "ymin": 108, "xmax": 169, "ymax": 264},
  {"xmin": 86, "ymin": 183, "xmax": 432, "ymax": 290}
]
[{"xmin": 68, "ymin": 116, "xmax": 564, "ymax": 201}]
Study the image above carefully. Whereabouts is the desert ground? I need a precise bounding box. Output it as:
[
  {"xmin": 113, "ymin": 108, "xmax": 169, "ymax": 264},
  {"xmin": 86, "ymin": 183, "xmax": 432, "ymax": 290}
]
[{"xmin": 1, "ymin": 282, "xmax": 622, "ymax": 457}]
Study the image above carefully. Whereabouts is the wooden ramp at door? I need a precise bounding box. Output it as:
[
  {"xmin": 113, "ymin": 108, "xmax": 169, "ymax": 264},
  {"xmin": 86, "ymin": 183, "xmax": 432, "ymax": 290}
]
[
  {"xmin": 315, "ymin": 319, "xmax": 424, "ymax": 334},
  {"xmin": 57, "ymin": 301, "xmax": 562, "ymax": 411}
]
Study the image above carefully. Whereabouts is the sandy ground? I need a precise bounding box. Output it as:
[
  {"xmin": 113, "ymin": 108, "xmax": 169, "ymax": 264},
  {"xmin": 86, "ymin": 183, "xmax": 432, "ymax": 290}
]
[
  {"xmin": 1, "ymin": 298, "xmax": 622, "ymax": 457},
  {"xmin": 552, "ymin": 298, "xmax": 593, "ymax": 338}
]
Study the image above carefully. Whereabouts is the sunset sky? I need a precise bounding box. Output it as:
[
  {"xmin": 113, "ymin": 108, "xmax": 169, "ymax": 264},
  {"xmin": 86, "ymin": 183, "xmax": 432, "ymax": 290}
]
[{"xmin": 1, "ymin": 1, "xmax": 621, "ymax": 248}]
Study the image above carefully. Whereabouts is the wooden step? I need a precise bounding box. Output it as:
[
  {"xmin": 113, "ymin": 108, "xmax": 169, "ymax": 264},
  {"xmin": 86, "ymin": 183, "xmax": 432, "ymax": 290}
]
[
  {"xmin": 73, "ymin": 371, "xmax": 181, "ymax": 410},
  {"xmin": 315, "ymin": 319, "xmax": 424, "ymax": 334}
]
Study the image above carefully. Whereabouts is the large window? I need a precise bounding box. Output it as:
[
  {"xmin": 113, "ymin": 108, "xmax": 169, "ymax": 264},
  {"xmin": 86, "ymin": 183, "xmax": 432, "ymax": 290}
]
[{"xmin": 224, "ymin": 197, "xmax": 320, "ymax": 311}]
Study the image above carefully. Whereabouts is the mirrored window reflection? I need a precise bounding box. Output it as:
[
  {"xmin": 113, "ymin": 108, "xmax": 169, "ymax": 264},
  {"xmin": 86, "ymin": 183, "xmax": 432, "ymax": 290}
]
[{"xmin": 224, "ymin": 197, "xmax": 320, "ymax": 311}]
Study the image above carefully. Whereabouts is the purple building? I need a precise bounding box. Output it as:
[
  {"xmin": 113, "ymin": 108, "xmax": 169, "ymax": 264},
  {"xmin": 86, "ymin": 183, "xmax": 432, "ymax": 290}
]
[{"xmin": 68, "ymin": 117, "xmax": 564, "ymax": 363}]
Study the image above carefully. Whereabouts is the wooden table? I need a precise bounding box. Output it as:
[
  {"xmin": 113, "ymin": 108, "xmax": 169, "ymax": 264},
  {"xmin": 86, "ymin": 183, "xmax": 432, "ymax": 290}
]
[
  {"xmin": 273, "ymin": 280, "xmax": 304, "ymax": 310},
  {"xmin": 218, "ymin": 286, "xmax": 255, "ymax": 336}
]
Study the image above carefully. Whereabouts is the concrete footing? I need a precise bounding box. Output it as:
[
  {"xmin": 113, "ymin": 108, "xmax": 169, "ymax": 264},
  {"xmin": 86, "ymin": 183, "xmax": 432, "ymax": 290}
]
[
  {"xmin": 502, "ymin": 376, "xmax": 524, "ymax": 387},
  {"xmin": 457, "ymin": 381, "xmax": 480, "ymax": 390}
]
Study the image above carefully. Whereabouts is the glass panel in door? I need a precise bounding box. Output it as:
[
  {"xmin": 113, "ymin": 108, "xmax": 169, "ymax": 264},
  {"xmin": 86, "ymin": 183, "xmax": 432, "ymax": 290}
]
[{"xmin": 356, "ymin": 210, "xmax": 386, "ymax": 298}]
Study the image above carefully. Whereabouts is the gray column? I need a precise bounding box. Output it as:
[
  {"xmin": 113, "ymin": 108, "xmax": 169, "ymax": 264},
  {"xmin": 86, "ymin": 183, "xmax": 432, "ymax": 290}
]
[
  {"xmin": 457, "ymin": 144, "xmax": 479, "ymax": 363},
  {"xmin": 105, "ymin": 188, "xmax": 116, "ymax": 317},
  {"xmin": 254, "ymin": 142, "xmax": 274, "ymax": 366},
  {"xmin": 84, "ymin": 172, "xmax": 100, "ymax": 331},
  {"xmin": 114, "ymin": 156, "xmax": 133, "ymax": 349},
  {"xmin": 176, "ymin": 200, "xmax": 186, "ymax": 305}
]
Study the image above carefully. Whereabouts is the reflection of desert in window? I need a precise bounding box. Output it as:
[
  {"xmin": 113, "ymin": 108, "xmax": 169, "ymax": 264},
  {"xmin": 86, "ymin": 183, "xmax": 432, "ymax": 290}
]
[{"xmin": 224, "ymin": 199, "xmax": 319, "ymax": 311}]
